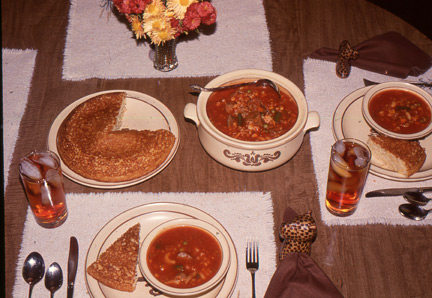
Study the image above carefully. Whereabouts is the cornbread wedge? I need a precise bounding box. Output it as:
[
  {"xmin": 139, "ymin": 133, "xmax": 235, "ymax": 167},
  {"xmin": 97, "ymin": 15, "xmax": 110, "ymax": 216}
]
[
  {"xmin": 367, "ymin": 135, "xmax": 426, "ymax": 177},
  {"xmin": 87, "ymin": 223, "xmax": 141, "ymax": 292},
  {"xmin": 57, "ymin": 92, "xmax": 175, "ymax": 182}
]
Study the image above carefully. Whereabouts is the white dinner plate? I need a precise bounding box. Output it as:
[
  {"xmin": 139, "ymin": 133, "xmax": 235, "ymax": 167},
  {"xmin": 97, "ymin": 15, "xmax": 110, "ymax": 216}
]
[
  {"xmin": 47, "ymin": 90, "xmax": 180, "ymax": 189},
  {"xmin": 85, "ymin": 202, "xmax": 238, "ymax": 298},
  {"xmin": 333, "ymin": 86, "xmax": 432, "ymax": 182}
]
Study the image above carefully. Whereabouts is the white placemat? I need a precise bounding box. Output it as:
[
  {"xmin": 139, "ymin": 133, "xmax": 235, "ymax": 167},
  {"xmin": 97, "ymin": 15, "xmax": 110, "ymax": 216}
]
[
  {"xmin": 304, "ymin": 58, "xmax": 432, "ymax": 226},
  {"xmin": 13, "ymin": 192, "xmax": 276, "ymax": 297},
  {"xmin": 62, "ymin": 0, "xmax": 273, "ymax": 80},
  {"xmin": 2, "ymin": 48, "xmax": 37, "ymax": 191}
]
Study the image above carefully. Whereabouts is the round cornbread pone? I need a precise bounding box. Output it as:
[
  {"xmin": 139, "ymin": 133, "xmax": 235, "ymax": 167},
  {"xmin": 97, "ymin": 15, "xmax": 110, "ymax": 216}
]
[{"xmin": 57, "ymin": 92, "xmax": 175, "ymax": 182}]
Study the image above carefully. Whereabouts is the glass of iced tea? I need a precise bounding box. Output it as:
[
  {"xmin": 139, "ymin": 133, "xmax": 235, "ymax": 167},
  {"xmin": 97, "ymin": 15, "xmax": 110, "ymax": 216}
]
[
  {"xmin": 325, "ymin": 138, "xmax": 371, "ymax": 216},
  {"xmin": 19, "ymin": 150, "xmax": 68, "ymax": 228}
]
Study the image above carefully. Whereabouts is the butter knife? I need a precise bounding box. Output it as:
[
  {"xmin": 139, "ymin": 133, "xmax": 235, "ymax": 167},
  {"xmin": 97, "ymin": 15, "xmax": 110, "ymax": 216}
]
[
  {"xmin": 363, "ymin": 79, "xmax": 432, "ymax": 88},
  {"xmin": 67, "ymin": 237, "xmax": 79, "ymax": 298},
  {"xmin": 366, "ymin": 187, "xmax": 432, "ymax": 197}
]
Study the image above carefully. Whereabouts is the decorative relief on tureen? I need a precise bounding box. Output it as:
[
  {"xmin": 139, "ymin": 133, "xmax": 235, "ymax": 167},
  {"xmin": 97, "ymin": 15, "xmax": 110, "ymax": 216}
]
[{"xmin": 223, "ymin": 150, "xmax": 281, "ymax": 166}]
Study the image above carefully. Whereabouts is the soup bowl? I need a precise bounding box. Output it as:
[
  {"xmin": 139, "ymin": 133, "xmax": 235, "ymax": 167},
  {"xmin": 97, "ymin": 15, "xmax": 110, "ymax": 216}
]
[
  {"xmin": 362, "ymin": 82, "xmax": 432, "ymax": 140},
  {"xmin": 139, "ymin": 218, "xmax": 230, "ymax": 296},
  {"xmin": 184, "ymin": 69, "xmax": 320, "ymax": 171}
]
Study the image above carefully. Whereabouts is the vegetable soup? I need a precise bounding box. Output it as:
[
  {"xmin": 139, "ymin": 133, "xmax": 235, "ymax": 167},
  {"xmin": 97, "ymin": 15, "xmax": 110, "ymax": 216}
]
[
  {"xmin": 368, "ymin": 89, "xmax": 431, "ymax": 134},
  {"xmin": 146, "ymin": 226, "xmax": 222, "ymax": 289},
  {"xmin": 206, "ymin": 82, "xmax": 298, "ymax": 141}
]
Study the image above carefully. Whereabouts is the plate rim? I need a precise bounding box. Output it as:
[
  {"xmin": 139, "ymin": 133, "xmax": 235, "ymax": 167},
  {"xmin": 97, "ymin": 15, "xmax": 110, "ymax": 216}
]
[
  {"xmin": 47, "ymin": 89, "xmax": 180, "ymax": 189},
  {"xmin": 332, "ymin": 86, "xmax": 432, "ymax": 182},
  {"xmin": 84, "ymin": 202, "xmax": 239, "ymax": 298}
]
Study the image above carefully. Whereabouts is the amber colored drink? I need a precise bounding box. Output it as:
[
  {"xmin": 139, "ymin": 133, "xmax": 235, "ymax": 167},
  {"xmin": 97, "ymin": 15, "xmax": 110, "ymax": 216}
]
[
  {"xmin": 325, "ymin": 139, "xmax": 371, "ymax": 216},
  {"xmin": 19, "ymin": 150, "xmax": 67, "ymax": 228}
]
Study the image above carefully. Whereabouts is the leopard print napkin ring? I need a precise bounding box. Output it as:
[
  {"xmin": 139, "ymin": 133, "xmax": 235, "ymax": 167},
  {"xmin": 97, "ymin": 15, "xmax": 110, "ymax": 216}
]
[
  {"xmin": 336, "ymin": 40, "xmax": 359, "ymax": 78},
  {"xmin": 279, "ymin": 211, "xmax": 317, "ymax": 260}
]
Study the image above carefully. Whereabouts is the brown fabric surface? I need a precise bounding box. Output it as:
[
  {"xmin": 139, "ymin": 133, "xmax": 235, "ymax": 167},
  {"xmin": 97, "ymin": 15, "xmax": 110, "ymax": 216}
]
[
  {"xmin": 310, "ymin": 31, "xmax": 432, "ymax": 78},
  {"xmin": 264, "ymin": 208, "xmax": 344, "ymax": 298}
]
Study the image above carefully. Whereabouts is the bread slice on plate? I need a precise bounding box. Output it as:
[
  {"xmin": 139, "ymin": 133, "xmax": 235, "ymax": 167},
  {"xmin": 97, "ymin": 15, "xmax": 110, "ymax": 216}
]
[
  {"xmin": 87, "ymin": 223, "xmax": 141, "ymax": 292},
  {"xmin": 367, "ymin": 134, "xmax": 426, "ymax": 177}
]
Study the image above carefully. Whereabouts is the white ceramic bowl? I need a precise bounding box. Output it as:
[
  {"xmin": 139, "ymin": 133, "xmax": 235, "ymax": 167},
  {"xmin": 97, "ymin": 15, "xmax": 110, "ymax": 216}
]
[
  {"xmin": 184, "ymin": 69, "xmax": 320, "ymax": 171},
  {"xmin": 139, "ymin": 218, "xmax": 230, "ymax": 296},
  {"xmin": 362, "ymin": 82, "xmax": 432, "ymax": 140}
]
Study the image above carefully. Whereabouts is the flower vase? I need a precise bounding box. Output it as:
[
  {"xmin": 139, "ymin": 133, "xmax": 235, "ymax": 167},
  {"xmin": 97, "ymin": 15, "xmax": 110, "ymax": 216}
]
[{"xmin": 153, "ymin": 39, "xmax": 178, "ymax": 72}]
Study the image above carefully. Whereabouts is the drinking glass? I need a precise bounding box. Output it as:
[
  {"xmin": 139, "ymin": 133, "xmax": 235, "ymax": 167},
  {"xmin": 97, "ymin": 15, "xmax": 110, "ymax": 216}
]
[
  {"xmin": 19, "ymin": 150, "xmax": 68, "ymax": 228},
  {"xmin": 325, "ymin": 138, "xmax": 371, "ymax": 216}
]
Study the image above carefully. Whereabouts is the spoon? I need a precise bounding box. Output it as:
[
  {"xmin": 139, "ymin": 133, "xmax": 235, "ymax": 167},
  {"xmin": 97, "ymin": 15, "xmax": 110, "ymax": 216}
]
[
  {"xmin": 403, "ymin": 192, "xmax": 431, "ymax": 206},
  {"xmin": 399, "ymin": 203, "xmax": 431, "ymax": 221},
  {"xmin": 190, "ymin": 79, "xmax": 280, "ymax": 96},
  {"xmin": 22, "ymin": 252, "xmax": 45, "ymax": 298},
  {"xmin": 45, "ymin": 262, "xmax": 63, "ymax": 298}
]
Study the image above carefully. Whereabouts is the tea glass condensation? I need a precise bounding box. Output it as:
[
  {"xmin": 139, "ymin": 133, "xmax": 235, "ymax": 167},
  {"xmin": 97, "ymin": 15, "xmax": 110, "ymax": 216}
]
[
  {"xmin": 19, "ymin": 150, "xmax": 68, "ymax": 228},
  {"xmin": 325, "ymin": 138, "xmax": 371, "ymax": 216}
]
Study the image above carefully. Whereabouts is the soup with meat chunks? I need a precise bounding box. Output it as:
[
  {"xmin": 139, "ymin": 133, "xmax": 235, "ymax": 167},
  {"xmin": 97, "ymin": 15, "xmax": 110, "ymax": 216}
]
[
  {"xmin": 146, "ymin": 226, "xmax": 222, "ymax": 289},
  {"xmin": 368, "ymin": 89, "xmax": 431, "ymax": 134},
  {"xmin": 206, "ymin": 82, "xmax": 298, "ymax": 141}
]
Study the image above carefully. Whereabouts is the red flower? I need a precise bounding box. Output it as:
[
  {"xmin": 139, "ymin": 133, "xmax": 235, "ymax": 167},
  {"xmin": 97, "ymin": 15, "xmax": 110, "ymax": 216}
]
[
  {"xmin": 183, "ymin": 4, "xmax": 202, "ymax": 31},
  {"xmin": 183, "ymin": 14, "xmax": 201, "ymax": 31},
  {"xmin": 199, "ymin": 2, "xmax": 217, "ymax": 25},
  {"xmin": 113, "ymin": 0, "xmax": 150, "ymax": 14},
  {"xmin": 197, "ymin": 2, "xmax": 215, "ymax": 18},
  {"xmin": 170, "ymin": 18, "xmax": 184, "ymax": 37}
]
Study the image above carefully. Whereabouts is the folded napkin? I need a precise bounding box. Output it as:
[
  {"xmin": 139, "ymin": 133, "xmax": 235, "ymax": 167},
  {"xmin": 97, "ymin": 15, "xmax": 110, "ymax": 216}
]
[
  {"xmin": 13, "ymin": 192, "xmax": 276, "ymax": 298},
  {"xmin": 264, "ymin": 208, "xmax": 343, "ymax": 298},
  {"xmin": 311, "ymin": 31, "xmax": 432, "ymax": 78},
  {"xmin": 304, "ymin": 58, "xmax": 432, "ymax": 226},
  {"xmin": 2, "ymin": 48, "xmax": 37, "ymax": 190}
]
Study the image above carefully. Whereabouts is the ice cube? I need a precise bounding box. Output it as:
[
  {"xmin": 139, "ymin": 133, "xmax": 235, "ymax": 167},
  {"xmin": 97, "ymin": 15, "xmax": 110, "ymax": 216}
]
[
  {"xmin": 353, "ymin": 146, "xmax": 368, "ymax": 159},
  {"xmin": 355, "ymin": 157, "xmax": 368, "ymax": 168},
  {"xmin": 35, "ymin": 155, "xmax": 57, "ymax": 169},
  {"xmin": 20, "ymin": 158, "xmax": 43, "ymax": 180},
  {"xmin": 333, "ymin": 152, "xmax": 349, "ymax": 168},
  {"xmin": 334, "ymin": 140, "xmax": 346, "ymax": 155},
  {"xmin": 40, "ymin": 181, "xmax": 53, "ymax": 206},
  {"xmin": 331, "ymin": 153, "xmax": 352, "ymax": 178},
  {"xmin": 46, "ymin": 169, "xmax": 62, "ymax": 187}
]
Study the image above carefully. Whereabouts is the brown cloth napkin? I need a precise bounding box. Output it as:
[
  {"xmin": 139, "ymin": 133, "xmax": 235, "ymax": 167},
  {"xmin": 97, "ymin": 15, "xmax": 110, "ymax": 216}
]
[
  {"xmin": 310, "ymin": 31, "xmax": 432, "ymax": 78},
  {"xmin": 264, "ymin": 208, "xmax": 344, "ymax": 298}
]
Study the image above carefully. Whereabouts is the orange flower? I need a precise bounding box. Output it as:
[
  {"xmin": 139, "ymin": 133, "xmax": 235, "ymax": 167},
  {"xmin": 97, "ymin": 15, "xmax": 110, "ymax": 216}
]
[{"xmin": 130, "ymin": 16, "xmax": 145, "ymax": 39}]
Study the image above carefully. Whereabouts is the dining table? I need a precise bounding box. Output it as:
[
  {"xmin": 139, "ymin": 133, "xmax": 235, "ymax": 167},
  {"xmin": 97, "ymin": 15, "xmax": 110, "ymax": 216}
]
[{"xmin": 3, "ymin": 0, "xmax": 432, "ymax": 297}]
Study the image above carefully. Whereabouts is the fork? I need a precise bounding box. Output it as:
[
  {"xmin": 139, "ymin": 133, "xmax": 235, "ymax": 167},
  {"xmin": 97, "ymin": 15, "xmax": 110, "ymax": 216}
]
[{"xmin": 246, "ymin": 238, "xmax": 259, "ymax": 298}]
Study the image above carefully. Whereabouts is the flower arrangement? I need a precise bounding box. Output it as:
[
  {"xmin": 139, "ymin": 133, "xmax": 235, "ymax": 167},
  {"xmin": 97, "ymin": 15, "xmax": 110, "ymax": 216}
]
[{"xmin": 106, "ymin": 0, "xmax": 217, "ymax": 45}]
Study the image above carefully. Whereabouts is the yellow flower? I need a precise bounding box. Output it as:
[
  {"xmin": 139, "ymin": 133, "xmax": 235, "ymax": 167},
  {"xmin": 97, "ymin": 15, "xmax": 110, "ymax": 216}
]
[
  {"xmin": 130, "ymin": 16, "xmax": 145, "ymax": 39},
  {"xmin": 143, "ymin": 14, "xmax": 176, "ymax": 45},
  {"xmin": 150, "ymin": 28, "xmax": 176, "ymax": 45},
  {"xmin": 166, "ymin": 0, "xmax": 198, "ymax": 19},
  {"xmin": 143, "ymin": 0, "xmax": 165, "ymax": 19}
]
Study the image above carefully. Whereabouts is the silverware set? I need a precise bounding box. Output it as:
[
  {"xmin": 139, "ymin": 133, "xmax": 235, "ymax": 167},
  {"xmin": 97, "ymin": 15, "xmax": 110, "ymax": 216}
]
[
  {"xmin": 366, "ymin": 188, "xmax": 432, "ymax": 220},
  {"xmin": 22, "ymin": 237, "xmax": 79, "ymax": 297},
  {"xmin": 246, "ymin": 238, "xmax": 259, "ymax": 298}
]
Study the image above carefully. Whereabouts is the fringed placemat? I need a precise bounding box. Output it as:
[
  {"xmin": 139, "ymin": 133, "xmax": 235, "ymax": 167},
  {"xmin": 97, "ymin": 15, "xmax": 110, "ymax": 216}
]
[
  {"xmin": 62, "ymin": 0, "xmax": 273, "ymax": 80},
  {"xmin": 2, "ymin": 48, "xmax": 37, "ymax": 190},
  {"xmin": 304, "ymin": 58, "xmax": 432, "ymax": 226},
  {"xmin": 13, "ymin": 192, "xmax": 276, "ymax": 297}
]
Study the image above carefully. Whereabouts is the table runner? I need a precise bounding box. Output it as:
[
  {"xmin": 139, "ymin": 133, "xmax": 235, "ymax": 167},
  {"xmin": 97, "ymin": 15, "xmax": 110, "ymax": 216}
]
[
  {"xmin": 13, "ymin": 192, "xmax": 276, "ymax": 297},
  {"xmin": 304, "ymin": 58, "xmax": 432, "ymax": 226},
  {"xmin": 62, "ymin": 0, "xmax": 273, "ymax": 80},
  {"xmin": 2, "ymin": 48, "xmax": 37, "ymax": 191}
]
